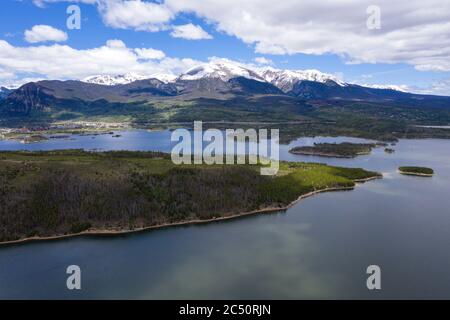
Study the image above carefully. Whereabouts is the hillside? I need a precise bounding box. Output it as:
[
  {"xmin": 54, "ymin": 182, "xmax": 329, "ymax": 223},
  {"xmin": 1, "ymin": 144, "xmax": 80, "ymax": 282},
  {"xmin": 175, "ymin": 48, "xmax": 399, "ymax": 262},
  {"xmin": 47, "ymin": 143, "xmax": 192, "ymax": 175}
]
[
  {"xmin": 1, "ymin": 61, "xmax": 450, "ymax": 142},
  {"xmin": 0, "ymin": 150, "xmax": 380, "ymax": 243}
]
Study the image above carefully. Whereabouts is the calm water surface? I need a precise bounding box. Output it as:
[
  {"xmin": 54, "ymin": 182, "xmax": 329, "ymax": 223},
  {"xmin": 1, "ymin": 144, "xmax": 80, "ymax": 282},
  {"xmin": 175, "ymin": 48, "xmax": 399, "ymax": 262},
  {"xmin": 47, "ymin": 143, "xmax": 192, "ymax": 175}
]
[{"xmin": 0, "ymin": 130, "xmax": 450, "ymax": 299}]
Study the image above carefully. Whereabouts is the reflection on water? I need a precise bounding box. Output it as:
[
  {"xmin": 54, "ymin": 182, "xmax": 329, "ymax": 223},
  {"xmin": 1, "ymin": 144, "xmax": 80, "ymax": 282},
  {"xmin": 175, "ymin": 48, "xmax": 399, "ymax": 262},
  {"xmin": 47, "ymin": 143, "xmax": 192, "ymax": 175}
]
[{"xmin": 1, "ymin": 131, "xmax": 450, "ymax": 299}]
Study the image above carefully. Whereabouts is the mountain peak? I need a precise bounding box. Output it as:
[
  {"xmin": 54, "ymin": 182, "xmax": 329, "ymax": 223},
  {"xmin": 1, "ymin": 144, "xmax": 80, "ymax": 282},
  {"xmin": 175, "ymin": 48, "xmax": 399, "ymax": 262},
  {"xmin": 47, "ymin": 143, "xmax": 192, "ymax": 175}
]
[
  {"xmin": 178, "ymin": 61, "xmax": 265, "ymax": 82},
  {"xmin": 260, "ymin": 68, "xmax": 345, "ymax": 92},
  {"xmin": 83, "ymin": 73, "xmax": 148, "ymax": 86},
  {"xmin": 148, "ymin": 73, "xmax": 177, "ymax": 83},
  {"xmin": 83, "ymin": 72, "xmax": 177, "ymax": 85}
]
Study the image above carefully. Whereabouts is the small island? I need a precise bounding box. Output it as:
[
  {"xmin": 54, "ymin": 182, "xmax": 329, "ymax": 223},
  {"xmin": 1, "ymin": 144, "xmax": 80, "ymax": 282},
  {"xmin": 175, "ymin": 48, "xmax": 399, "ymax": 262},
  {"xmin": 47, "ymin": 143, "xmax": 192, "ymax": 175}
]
[
  {"xmin": 399, "ymin": 166, "xmax": 434, "ymax": 177},
  {"xmin": 19, "ymin": 134, "xmax": 49, "ymax": 144},
  {"xmin": 384, "ymin": 148, "xmax": 395, "ymax": 154},
  {"xmin": 289, "ymin": 142, "xmax": 377, "ymax": 158}
]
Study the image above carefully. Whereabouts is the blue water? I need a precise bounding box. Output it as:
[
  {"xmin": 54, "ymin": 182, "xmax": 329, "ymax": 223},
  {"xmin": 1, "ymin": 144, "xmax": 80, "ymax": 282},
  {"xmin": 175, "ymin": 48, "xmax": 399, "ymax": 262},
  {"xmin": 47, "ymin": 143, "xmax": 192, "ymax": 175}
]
[{"xmin": 1, "ymin": 131, "xmax": 450, "ymax": 299}]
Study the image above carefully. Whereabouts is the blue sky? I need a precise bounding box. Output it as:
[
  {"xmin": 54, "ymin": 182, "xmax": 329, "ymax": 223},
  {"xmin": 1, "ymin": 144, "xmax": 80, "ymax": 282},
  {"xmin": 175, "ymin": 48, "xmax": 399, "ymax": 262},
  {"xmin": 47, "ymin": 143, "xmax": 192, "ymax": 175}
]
[{"xmin": 1, "ymin": 0, "xmax": 450, "ymax": 95}]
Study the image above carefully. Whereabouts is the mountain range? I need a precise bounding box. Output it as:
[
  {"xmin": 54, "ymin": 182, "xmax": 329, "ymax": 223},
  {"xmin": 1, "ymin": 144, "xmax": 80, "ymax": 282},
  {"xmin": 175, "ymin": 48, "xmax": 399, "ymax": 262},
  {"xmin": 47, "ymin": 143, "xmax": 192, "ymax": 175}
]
[
  {"xmin": 0, "ymin": 87, "xmax": 12, "ymax": 100},
  {"xmin": 1, "ymin": 61, "xmax": 449, "ymax": 119}
]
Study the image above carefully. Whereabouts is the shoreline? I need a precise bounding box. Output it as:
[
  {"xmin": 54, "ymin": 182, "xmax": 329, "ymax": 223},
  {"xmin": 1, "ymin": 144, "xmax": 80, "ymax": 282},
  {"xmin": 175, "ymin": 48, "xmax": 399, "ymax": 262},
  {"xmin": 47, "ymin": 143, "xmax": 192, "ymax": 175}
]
[
  {"xmin": 289, "ymin": 151, "xmax": 354, "ymax": 158},
  {"xmin": 289, "ymin": 150, "xmax": 372, "ymax": 158},
  {"xmin": 0, "ymin": 175, "xmax": 381, "ymax": 247},
  {"xmin": 399, "ymin": 171, "xmax": 434, "ymax": 177}
]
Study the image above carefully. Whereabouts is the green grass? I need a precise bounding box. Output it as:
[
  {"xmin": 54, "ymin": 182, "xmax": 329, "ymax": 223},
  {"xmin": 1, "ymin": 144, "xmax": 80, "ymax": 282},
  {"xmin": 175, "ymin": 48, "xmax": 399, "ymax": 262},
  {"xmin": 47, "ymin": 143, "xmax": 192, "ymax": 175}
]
[{"xmin": 0, "ymin": 150, "xmax": 380, "ymax": 242}]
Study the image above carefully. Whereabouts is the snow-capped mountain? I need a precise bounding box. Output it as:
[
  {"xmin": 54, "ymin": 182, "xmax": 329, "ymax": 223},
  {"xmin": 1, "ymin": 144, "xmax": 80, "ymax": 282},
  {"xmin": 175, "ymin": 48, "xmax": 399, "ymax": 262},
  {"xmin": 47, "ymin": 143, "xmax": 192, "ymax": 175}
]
[
  {"xmin": 364, "ymin": 84, "xmax": 408, "ymax": 92},
  {"xmin": 83, "ymin": 73, "xmax": 148, "ymax": 86},
  {"xmin": 78, "ymin": 62, "xmax": 414, "ymax": 98},
  {"xmin": 178, "ymin": 61, "xmax": 265, "ymax": 82},
  {"xmin": 148, "ymin": 73, "xmax": 177, "ymax": 83},
  {"xmin": 260, "ymin": 68, "xmax": 345, "ymax": 93},
  {"xmin": 6, "ymin": 60, "xmax": 450, "ymax": 116},
  {"xmin": 83, "ymin": 72, "xmax": 177, "ymax": 85}
]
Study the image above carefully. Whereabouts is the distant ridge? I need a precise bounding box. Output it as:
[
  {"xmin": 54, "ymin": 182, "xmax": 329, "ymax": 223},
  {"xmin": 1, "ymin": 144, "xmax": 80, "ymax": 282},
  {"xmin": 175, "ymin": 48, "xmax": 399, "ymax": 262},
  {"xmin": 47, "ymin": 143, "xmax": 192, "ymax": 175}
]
[{"xmin": 2, "ymin": 60, "xmax": 450, "ymax": 116}]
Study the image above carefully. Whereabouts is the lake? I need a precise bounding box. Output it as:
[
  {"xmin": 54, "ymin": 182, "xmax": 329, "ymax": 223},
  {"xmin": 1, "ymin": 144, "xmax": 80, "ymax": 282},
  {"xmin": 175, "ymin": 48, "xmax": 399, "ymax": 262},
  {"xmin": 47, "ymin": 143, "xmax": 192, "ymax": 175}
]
[{"xmin": 1, "ymin": 130, "xmax": 450, "ymax": 299}]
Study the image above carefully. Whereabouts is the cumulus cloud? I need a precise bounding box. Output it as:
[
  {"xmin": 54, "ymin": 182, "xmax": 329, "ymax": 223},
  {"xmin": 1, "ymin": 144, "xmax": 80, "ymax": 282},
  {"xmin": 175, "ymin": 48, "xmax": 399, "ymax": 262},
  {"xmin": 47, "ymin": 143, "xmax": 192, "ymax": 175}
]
[
  {"xmin": 410, "ymin": 79, "xmax": 450, "ymax": 96},
  {"xmin": 24, "ymin": 25, "xmax": 68, "ymax": 43},
  {"xmin": 97, "ymin": 0, "xmax": 173, "ymax": 31},
  {"xmin": 105, "ymin": 39, "xmax": 126, "ymax": 48},
  {"xmin": 0, "ymin": 69, "xmax": 16, "ymax": 81},
  {"xmin": 32, "ymin": 0, "xmax": 96, "ymax": 8},
  {"xmin": 170, "ymin": 23, "xmax": 213, "ymax": 40},
  {"xmin": 356, "ymin": 80, "xmax": 450, "ymax": 96},
  {"xmin": 164, "ymin": 0, "xmax": 450, "ymax": 72},
  {"xmin": 254, "ymin": 57, "xmax": 273, "ymax": 65},
  {"xmin": 135, "ymin": 48, "xmax": 166, "ymax": 60},
  {"xmin": 0, "ymin": 40, "xmax": 199, "ymax": 84},
  {"xmin": 1, "ymin": 36, "xmax": 450, "ymax": 96},
  {"xmin": 32, "ymin": 0, "xmax": 450, "ymax": 71},
  {"xmin": 34, "ymin": 0, "xmax": 173, "ymax": 31},
  {"xmin": 427, "ymin": 79, "xmax": 450, "ymax": 96}
]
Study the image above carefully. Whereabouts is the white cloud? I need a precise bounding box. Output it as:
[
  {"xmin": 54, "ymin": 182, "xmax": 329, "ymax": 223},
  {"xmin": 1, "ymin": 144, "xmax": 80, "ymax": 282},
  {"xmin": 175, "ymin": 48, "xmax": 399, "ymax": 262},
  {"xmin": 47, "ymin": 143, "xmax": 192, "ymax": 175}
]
[
  {"xmin": 164, "ymin": 0, "xmax": 450, "ymax": 72},
  {"xmin": 0, "ymin": 40, "xmax": 199, "ymax": 83},
  {"xmin": 362, "ymin": 84, "xmax": 410, "ymax": 92},
  {"xmin": 170, "ymin": 23, "xmax": 213, "ymax": 40},
  {"xmin": 30, "ymin": 1, "xmax": 450, "ymax": 72},
  {"xmin": 98, "ymin": 0, "xmax": 173, "ymax": 31},
  {"xmin": 357, "ymin": 79, "xmax": 450, "ymax": 96},
  {"xmin": 1, "ymin": 37, "xmax": 450, "ymax": 96},
  {"xmin": 34, "ymin": 0, "xmax": 173, "ymax": 31},
  {"xmin": 410, "ymin": 79, "xmax": 450, "ymax": 96},
  {"xmin": 0, "ymin": 69, "xmax": 16, "ymax": 80},
  {"xmin": 19, "ymin": 0, "xmax": 450, "ymax": 84},
  {"xmin": 254, "ymin": 57, "xmax": 273, "ymax": 65},
  {"xmin": 2, "ymin": 77, "xmax": 48, "ymax": 90},
  {"xmin": 32, "ymin": 0, "xmax": 96, "ymax": 8},
  {"xmin": 427, "ymin": 79, "xmax": 450, "ymax": 96},
  {"xmin": 105, "ymin": 39, "xmax": 126, "ymax": 48},
  {"xmin": 24, "ymin": 25, "xmax": 68, "ymax": 43},
  {"xmin": 33, "ymin": 1, "xmax": 212, "ymax": 39},
  {"xmin": 135, "ymin": 48, "xmax": 166, "ymax": 60}
]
